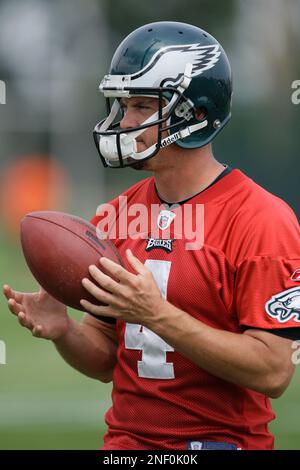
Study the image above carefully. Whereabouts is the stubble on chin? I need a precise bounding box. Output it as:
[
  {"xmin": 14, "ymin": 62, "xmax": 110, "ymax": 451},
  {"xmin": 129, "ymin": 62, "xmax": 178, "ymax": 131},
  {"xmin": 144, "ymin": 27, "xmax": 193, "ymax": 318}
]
[
  {"xmin": 131, "ymin": 160, "xmax": 153, "ymax": 171},
  {"xmin": 131, "ymin": 161, "xmax": 145, "ymax": 170},
  {"xmin": 130, "ymin": 145, "xmax": 165, "ymax": 171}
]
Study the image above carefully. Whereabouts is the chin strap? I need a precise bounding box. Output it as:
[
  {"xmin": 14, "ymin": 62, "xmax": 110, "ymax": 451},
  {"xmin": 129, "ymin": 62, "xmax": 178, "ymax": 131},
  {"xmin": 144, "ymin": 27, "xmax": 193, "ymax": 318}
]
[{"xmin": 132, "ymin": 119, "xmax": 208, "ymax": 160}]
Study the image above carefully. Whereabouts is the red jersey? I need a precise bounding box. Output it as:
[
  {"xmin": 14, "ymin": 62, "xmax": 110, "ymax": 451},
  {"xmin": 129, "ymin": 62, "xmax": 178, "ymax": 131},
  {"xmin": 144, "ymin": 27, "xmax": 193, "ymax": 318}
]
[{"xmin": 91, "ymin": 169, "xmax": 300, "ymax": 450}]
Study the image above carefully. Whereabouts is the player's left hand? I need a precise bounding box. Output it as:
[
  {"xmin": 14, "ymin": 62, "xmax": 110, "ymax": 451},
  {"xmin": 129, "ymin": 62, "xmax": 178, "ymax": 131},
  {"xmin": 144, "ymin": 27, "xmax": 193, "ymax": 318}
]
[{"xmin": 80, "ymin": 249, "xmax": 164, "ymax": 326}]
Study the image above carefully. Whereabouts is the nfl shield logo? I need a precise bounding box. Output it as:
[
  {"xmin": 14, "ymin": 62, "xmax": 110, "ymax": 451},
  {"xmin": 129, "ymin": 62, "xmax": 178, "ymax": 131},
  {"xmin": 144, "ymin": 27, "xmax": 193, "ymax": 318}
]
[
  {"xmin": 188, "ymin": 441, "xmax": 203, "ymax": 450},
  {"xmin": 157, "ymin": 210, "xmax": 176, "ymax": 230}
]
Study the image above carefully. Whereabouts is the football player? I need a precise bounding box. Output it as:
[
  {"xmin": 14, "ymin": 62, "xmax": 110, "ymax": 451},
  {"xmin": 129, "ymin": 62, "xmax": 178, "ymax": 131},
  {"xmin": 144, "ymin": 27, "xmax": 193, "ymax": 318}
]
[{"xmin": 4, "ymin": 21, "xmax": 300, "ymax": 450}]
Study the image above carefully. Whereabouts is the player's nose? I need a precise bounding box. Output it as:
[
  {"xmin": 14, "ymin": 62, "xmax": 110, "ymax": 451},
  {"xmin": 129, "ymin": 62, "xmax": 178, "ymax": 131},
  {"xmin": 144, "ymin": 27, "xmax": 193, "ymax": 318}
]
[{"xmin": 120, "ymin": 109, "xmax": 139, "ymax": 130}]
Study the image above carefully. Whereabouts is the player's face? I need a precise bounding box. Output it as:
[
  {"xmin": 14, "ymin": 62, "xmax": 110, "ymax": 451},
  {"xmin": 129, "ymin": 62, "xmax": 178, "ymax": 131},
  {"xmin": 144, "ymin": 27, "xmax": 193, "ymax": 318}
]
[{"xmin": 119, "ymin": 97, "xmax": 167, "ymax": 171}]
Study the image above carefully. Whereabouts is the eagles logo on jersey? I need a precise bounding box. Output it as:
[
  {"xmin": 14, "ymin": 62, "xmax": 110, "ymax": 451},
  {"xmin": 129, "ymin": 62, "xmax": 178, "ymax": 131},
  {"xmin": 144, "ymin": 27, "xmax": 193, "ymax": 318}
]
[{"xmin": 265, "ymin": 287, "xmax": 300, "ymax": 323}]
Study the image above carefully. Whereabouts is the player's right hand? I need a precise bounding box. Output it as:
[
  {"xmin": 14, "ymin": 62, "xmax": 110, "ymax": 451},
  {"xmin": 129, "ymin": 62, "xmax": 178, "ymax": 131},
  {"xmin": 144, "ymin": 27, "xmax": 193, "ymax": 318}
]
[{"xmin": 3, "ymin": 284, "xmax": 70, "ymax": 341}]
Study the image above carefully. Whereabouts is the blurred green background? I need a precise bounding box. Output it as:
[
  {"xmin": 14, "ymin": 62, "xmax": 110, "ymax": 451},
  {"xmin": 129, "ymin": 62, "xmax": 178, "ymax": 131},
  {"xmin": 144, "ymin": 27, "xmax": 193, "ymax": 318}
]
[{"xmin": 0, "ymin": 0, "xmax": 300, "ymax": 449}]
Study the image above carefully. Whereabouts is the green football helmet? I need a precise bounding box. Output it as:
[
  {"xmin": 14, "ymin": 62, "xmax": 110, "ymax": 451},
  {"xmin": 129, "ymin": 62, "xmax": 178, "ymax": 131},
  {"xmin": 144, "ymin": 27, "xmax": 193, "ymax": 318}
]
[{"xmin": 93, "ymin": 21, "xmax": 232, "ymax": 168}]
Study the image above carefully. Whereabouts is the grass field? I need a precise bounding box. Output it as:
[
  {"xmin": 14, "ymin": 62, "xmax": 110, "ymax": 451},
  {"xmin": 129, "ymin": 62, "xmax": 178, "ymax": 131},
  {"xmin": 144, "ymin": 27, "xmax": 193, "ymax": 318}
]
[{"xmin": 0, "ymin": 229, "xmax": 299, "ymax": 449}]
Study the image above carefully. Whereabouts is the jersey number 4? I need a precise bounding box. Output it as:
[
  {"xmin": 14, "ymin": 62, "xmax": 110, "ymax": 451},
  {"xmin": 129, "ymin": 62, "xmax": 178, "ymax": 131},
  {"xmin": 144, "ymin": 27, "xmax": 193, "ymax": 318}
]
[{"xmin": 125, "ymin": 259, "xmax": 175, "ymax": 379}]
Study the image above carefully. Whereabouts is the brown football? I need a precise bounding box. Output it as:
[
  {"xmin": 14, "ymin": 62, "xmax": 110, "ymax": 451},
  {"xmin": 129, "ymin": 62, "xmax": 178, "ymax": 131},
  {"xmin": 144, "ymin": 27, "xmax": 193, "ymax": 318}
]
[{"xmin": 20, "ymin": 211, "xmax": 123, "ymax": 323}]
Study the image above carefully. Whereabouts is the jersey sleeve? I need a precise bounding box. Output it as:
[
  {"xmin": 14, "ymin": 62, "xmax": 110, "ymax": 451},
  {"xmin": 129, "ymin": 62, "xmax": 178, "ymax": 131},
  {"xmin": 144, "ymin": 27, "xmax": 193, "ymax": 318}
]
[
  {"xmin": 235, "ymin": 255, "xmax": 300, "ymax": 329},
  {"xmin": 233, "ymin": 201, "xmax": 300, "ymax": 331}
]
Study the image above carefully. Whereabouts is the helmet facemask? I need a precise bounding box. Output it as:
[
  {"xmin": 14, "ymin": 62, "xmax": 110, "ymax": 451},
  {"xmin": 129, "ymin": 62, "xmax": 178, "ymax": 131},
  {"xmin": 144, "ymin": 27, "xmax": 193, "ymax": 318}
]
[{"xmin": 93, "ymin": 63, "xmax": 208, "ymax": 168}]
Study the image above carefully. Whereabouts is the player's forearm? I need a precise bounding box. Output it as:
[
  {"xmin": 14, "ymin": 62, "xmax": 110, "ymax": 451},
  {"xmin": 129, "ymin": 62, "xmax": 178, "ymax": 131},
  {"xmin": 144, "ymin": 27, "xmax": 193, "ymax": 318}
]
[
  {"xmin": 148, "ymin": 301, "xmax": 292, "ymax": 398},
  {"xmin": 53, "ymin": 318, "xmax": 117, "ymax": 382}
]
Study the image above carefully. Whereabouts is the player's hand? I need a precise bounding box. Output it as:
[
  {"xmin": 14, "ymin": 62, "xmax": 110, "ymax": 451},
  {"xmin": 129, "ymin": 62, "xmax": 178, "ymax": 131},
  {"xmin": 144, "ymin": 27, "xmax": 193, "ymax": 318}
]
[
  {"xmin": 3, "ymin": 284, "xmax": 70, "ymax": 341},
  {"xmin": 80, "ymin": 249, "xmax": 164, "ymax": 327}
]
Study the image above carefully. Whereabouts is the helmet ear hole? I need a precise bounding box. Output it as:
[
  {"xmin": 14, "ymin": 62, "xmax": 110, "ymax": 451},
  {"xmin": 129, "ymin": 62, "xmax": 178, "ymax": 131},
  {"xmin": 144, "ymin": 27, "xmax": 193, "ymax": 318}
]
[{"xmin": 195, "ymin": 107, "xmax": 207, "ymax": 121}]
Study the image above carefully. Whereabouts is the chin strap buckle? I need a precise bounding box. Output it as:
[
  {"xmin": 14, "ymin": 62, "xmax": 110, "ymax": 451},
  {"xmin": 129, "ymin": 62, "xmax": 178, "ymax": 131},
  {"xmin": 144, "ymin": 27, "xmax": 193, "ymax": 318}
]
[{"xmin": 175, "ymin": 98, "xmax": 194, "ymax": 121}]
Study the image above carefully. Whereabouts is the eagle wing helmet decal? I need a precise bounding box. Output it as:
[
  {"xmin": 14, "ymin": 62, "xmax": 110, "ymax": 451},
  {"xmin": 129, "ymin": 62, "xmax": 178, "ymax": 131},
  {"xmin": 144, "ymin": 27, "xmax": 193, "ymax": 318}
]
[{"xmin": 128, "ymin": 43, "xmax": 222, "ymax": 88}]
